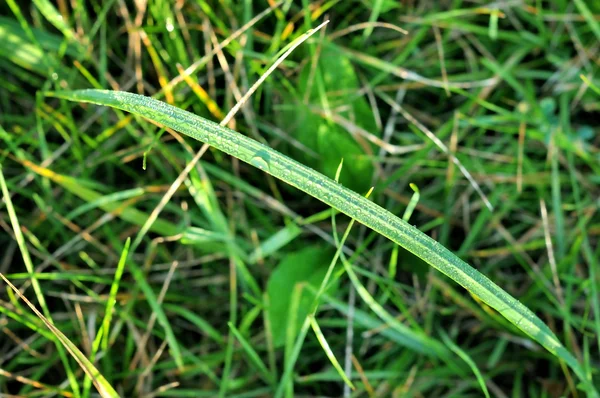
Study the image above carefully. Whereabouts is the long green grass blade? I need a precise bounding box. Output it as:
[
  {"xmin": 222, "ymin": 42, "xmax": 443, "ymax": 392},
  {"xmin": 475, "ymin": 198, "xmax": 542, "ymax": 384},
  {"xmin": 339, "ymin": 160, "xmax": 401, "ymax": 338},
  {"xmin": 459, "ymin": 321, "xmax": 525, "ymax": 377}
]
[{"xmin": 45, "ymin": 89, "xmax": 596, "ymax": 396}]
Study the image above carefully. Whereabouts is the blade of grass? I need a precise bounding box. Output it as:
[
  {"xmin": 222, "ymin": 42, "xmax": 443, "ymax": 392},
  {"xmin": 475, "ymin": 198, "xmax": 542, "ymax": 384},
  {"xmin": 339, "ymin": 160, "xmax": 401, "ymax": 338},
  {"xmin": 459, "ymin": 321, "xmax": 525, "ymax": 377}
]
[
  {"xmin": 0, "ymin": 274, "xmax": 119, "ymax": 398},
  {"xmin": 164, "ymin": 304, "xmax": 224, "ymax": 345},
  {"xmin": 44, "ymin": 89, "xmax": 597, "ymax": 396},
  {"xmin": 439, "ymin": 330, "xmax": 490, "ymax": 398},
  {"xmin": 402, "ymin": 183, "xmax": 420, "ymax": 221},
  {"xmin": 102, "ymin": 238, "xmax": 131, "ymax": 350},
  {"xmin": 215, "ymin": 20, "xmax": 330, "ymax": 396},
  {"xmin": 308, "ymin": 315, "xmax": 355, "ymax": 390},
  {"xmin": 573, "ymin": 0, "xmax": 600, "ymax": 41},
  {"xmin": 0, "ymin": 165, "xmax": 82, "ymax": 398},
  {"xmin": 32, "ymin": 0, "xmax": 76, "ymax": 40},
  {"xmin": 362, "ymin": 0, "xmax": 384, "ymax": 39},
  {"xmin": 580, "ymin": 74, "xmax": 600, "ymax": 96},
  {"xmin": 82, "ymin": 238, "xmax": 130, "ymax": 398},
  {"xmin": 228, "ymin": 321, "xmax": 275, "ymax": 386}
]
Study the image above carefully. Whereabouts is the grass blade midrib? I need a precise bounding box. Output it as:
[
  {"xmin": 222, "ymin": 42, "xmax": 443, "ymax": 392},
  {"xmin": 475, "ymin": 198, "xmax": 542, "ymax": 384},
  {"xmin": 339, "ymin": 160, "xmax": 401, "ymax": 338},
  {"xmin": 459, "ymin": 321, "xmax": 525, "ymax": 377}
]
[{"xmin": 45, "ymin": 89, "xmax": 594, "ymax": 395}]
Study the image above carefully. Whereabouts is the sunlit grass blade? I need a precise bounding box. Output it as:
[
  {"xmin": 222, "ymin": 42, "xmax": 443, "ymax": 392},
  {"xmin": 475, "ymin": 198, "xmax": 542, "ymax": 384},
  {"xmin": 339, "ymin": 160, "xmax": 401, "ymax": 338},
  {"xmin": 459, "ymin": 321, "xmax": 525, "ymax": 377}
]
[
  {"xmin": 82, "ymin": 238, "xmax": 130, "ymax": 397},
  {"xmin": 0, "ymin": 300, "xmax": 55, "ymax": 340},
  {"xmin": 402, "ymin": 183, "xmax": 419, "ymax": 221},
  {"xmin": 308, "ymin": 315, "xmax": 355, "ymax": 390},
  {"xmin": 32, "ymin": 0, "xmax": 76, "ymax": 40},
  {"xmin": 580, "ymin": 74, "xmax": 600, "ymax": 96},
  {"xmin": 102, "ymin": 238, "xmax": 131, "ymax": 350},
  {"xmin": 44, "ymin": 89, "xmax": 596, "ymax": 396}
]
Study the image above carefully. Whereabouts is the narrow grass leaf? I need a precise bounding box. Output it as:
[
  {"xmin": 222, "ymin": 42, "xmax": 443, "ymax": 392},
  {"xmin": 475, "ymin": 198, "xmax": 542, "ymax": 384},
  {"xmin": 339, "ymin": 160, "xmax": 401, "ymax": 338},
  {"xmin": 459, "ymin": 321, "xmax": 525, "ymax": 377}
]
[
  {"xmin": 573, "ymin": 0, "xmax": 600, "ymax": 41},
  {"xmin": 228, "ymin": 322, "xmax": 274, "ymax": 385},
  {"xmin": 247, "ymin": 223, "xmax": 302, "ymax": 264},
  {"xmin": 164, "ymin": 304, "xmax": 224, "ymax": 345},
  {"xmin": 402, "ymin": 183, "xmax": 420, "ymax": 221},
  {"xmin": 339, "ymin": 255, "xmax": 451, "ymax": 360},
  {"xmin": 0, "ymin": 303, "xmax": 55, "ymax": 340},
  {"xmin": 102, "ymin": 238, "xmax": 131, "ymax": 350},
  {"xmin": 129, "ymin": 260, "xmax": 184, "ymax": 369},
  {"xmin": 308, "ymin": 315, "xmax": 355, "ymax": 390},
  {"xmin": 440, "ymin": 330, "xmax": 490, "ymax": 398},
  {"xmin": 32, "ymin": 0, "xmax": 75, "ymax": 40},
  {"xmin": 580, "ymin": 74, "xmax": 600, "ymax": 96}
]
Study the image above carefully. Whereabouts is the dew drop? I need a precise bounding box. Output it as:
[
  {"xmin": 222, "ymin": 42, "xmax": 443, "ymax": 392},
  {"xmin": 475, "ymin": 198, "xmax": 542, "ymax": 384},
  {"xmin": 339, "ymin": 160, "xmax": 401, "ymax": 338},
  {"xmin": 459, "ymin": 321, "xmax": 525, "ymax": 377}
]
[
  {"xmin": 250, "ymin": 149, "xmax": 271, "ymax": 171},
  {"xmin": 166, "ymin": 18, "xmax": 175, "ymax": 32},
  {"xmin": 250, "ymin": 156, "xmax": 269, "ymax": 170}
]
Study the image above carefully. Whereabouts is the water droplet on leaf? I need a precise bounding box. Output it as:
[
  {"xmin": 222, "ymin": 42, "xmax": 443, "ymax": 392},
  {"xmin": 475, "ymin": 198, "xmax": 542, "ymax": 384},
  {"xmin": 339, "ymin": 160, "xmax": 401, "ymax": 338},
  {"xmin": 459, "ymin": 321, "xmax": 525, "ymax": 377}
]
[{"xmin": 250, "ymin": 149, "xmax": 271, "ymax": 171}]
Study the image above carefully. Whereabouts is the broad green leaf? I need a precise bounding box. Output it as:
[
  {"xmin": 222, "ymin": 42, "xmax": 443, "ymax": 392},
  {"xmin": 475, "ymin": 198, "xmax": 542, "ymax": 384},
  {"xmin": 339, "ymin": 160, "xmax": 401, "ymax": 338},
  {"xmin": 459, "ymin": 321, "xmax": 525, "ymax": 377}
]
[
  {"xmin": 267, "ymin": 245, "xmax": 336, "ymax": 347},
  {"xmin": 279, "ymin": 42, "xmax": 378, "ymax": 192},
  {"xmin": 46, "ymin": 89, "xmax": 597, "ymax": 396}
]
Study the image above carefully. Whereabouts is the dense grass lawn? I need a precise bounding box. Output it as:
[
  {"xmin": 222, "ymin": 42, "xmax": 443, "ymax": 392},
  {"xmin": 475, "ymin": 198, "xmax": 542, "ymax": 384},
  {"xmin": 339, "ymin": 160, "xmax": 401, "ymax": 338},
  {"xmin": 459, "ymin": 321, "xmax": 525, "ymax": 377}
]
[{"xmin": 1, "ymin": 1, "xmax": 599, "ymax": 397}]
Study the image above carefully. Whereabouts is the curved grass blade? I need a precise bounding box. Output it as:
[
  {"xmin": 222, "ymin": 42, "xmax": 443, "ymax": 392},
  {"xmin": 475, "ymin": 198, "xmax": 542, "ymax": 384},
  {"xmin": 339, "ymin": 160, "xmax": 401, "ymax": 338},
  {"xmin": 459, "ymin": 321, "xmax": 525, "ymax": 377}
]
[
  {"xmin": 45, "ymin": 89, "xmax": 596, "ymax": 396},
  {"xmin": 439, "ymin": 330, "xmax": 490, "ymax": 398},
  {"xmin": 308, "ymin": 315, "xmax": 355, "ymax": 390}
]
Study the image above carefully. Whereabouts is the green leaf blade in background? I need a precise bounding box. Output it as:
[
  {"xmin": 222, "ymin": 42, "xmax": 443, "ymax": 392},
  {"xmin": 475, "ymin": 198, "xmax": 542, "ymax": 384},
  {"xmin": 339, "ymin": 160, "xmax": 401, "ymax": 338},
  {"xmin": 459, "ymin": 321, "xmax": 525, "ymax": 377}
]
[
  {"xmin": 45, "ymin": 89, "xmax": 597, "ymax": 396},
  {"xmin": 278, "ymin": 42, "xmax": 378, "ymax": 193},
  {"xmin": 267, "ymin": 245, "xmax": 335, "ymax": 347}
]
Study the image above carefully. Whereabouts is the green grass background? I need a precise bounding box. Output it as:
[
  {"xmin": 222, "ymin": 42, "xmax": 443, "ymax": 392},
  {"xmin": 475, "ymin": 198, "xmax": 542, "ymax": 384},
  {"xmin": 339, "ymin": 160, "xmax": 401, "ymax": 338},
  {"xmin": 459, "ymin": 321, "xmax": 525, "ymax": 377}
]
[{"xmin": 1, "ymin": 0, "xmax": 599, "ymax": 397}]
